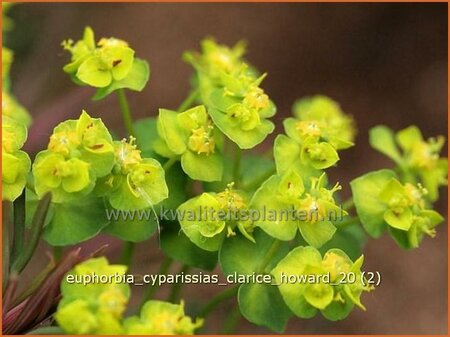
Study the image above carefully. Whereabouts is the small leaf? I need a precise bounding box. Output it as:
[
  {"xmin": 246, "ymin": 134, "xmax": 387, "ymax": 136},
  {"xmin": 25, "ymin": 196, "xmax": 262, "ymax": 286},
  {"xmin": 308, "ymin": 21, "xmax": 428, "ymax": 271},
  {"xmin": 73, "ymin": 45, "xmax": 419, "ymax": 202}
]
[
  {"xmin": 238, "ymin": 283, "xmax": 291, "ymax": 333},
  {"xmin": 350, "ymin": 169, "xmax": 397, "ymax": 237},
  {"xmin": 43, "ymin": 197, "xmax": 109, "ymax": 245},
  {"xmin": 219, "ymin": 228, "xmax": 289, "ymax": 276},
  {"xmin": 298, "ymin": 220, "xmax": 336, "ymax": 248},
  {"xmin": 369, "ymin": 125, "xmax": 402, "ymax": 164},
  {"xmin": 181, "ymin": 150, "xmax": 223, "ymax": 182}
]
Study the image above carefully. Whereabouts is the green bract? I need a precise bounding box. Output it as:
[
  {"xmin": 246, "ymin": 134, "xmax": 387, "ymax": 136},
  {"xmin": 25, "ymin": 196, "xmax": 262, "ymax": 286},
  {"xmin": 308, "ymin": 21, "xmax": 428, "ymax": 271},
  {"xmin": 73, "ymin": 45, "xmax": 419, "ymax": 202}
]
[
  {"xmin": 251, "ymin": 170, "xmax": 345, "ymax": 247},
  {"xmin": 275, "ymin": 96, "xmax": 355, "ymax": 174},
  {"xmin": 124, "ymin": 301, "xmax": 203, "ymax": 335},
  {"xmin": 272, "ymin": 246, "xmax": 371, "ymax": 321},
  {"xmin": 32, "ymin": 111, "xmax": 115, "ymax": 202},
  {"xmin": 178, "ymin": 183, "xmax": 252, "ymax": 251},
  {"xmin": 370, "ymin": 125, "xmax": 448, "ymax": 202},
  {"xmin": 185, "ymin": 38, "xmax": 276, "ymax": 149},
  {"xmin": 2, "ymin": 90, "xmax": 32, "ymax": 127},
  {"xmin": 2, "ymin": 116, "xmax": 31, "ymax": 201},
  {"xmin": 2, "ymin": 47, "xmax": 13, "ymax": 89},
  {"xmin": 55, "ymin": 257, "xmax": 130, "ymax": 335},
  {"xmin": 99, "ymin": 137, "xmax": 168, "ymax": 210},
  {"xmin": 154, "ymin": 105, "xmax": 223, "ymax": 181},
  {"xmin": 351, "ymin": 169, "xmax": 444, "ymax": 248},
  {"xmin": 62, "ymin": 27, "xmax": 149, "ymax": 98}
]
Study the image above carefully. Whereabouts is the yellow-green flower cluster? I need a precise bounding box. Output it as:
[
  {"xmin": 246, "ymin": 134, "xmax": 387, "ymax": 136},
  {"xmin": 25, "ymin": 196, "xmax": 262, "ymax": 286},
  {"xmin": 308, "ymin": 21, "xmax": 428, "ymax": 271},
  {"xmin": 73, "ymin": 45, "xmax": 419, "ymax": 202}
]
[
  {"xmin": 56, "ymin": 258, "xmax": 202, "ymax": 335},
  {"xmin": 98, "ymin": 136, "xmax": 168, "ymax": 210},
  {"xmin": 275, "ymin": 96, "xmax": 355, "ymax": 175},
  {"xmin": 2, "ymin": 46, "xmax": 32, "ymax": 201},
  {"xmin": 184, "ymin": 38, "xmax": 276, "ymax": 149},
  {"xmin": 62, "ymin": 27, "xmax": 135, "ymax": 88},
  {"xmin": 32, "ymin": 111, "xmax": 115, "ymax": 203},
  {"xmin": 178, "ymin": 182, "xmax": 251, "ymax": 251},
  {"xmin": 273, "ymin": 247, "xmax": 372, "ymax": 321}
]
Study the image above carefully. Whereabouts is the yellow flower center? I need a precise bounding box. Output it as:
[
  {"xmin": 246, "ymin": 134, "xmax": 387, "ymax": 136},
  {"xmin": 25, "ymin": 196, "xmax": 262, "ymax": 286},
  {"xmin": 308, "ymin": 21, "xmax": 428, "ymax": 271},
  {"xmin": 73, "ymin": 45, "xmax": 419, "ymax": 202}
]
[
  {"xmin": 243, "ymin": 87, "xmax": 269, "ymax": 110},
  {"xmin": 188, "ymin": 125, "xmax": 215, "ymax": 155},
  {"xmin": 48, "ymin": 131, "xmax": 80, "ymax": 156},
  {"xmin": 296, "ymin": 120, "xmax": 323, "ymax": 138},
  {"xmin": 116, "ymin": 137, "xmax": 142, "ymax": 171}
]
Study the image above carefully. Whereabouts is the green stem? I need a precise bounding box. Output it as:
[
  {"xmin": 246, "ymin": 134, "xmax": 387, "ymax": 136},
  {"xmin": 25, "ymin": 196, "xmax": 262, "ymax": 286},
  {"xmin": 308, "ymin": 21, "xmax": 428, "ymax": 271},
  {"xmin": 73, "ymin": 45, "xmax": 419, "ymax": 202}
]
[
  {"xmin": 12, "ymin": 189, "xmax": 26, "ymax": 263},
  {"xmin": 177, "ymin": 89, "xmax": 199, "ymax": 112},
  {"xmin": 257, "ymin": 239, "xmax": 281, "ymax": 273},
  {"xmin": 2, "ymin": 203, "xmax": 10, "ymax": 294},
  {"xmin": 12, "ymin": 193, "xmax": 51, "ymax": 273},
  {"xmin": 232, "ymin": 146, "xmax": 242, "ymax": 186},
  {"xmin": 198, "ymin": 286, "xmax": 238, "ymax": 318},
  {"xmin": 140, "ymin": 256, "xmax": 173, "ymax": 309},
  {"xmin": 117, "ymin": 88, "xmax": 135, "ymax": 136},
  {"xmin": 26, "ymin": 327, "xmax": 65, "ymax": 335},
  {"xmin": 168, "ymin": 265, "xmax": 189, "ymax": 303},
  {"xmin": 163, "ymin": 157, "xmax": 178, "ymax": 171},
  {"xmin": 221, "ymin": 304, "xmax": 241, "ymax": 334},
  {"xmin": 53, "ymin": 246, "xmax": 63, "ymax": 263},
  {"xmin": 119, "ymin": 241, "xmax": 135, "ymax": 267},
  {"xmin": 243, "ymin": 167, "xmax": 276, "ymax": 191}
]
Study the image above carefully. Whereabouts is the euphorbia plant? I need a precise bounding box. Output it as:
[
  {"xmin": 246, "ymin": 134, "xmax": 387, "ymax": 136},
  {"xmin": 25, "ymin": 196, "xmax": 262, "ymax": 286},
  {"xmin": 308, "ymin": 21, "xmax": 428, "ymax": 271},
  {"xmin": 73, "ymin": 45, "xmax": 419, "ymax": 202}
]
[{"xmin": 2, "ymin": 17, "xmax": 447, "ymax": 336}]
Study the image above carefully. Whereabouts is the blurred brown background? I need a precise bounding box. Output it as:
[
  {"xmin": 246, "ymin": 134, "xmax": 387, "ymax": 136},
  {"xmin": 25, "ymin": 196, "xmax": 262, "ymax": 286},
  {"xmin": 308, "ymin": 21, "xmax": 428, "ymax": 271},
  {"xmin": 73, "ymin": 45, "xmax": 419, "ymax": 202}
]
[{"xmin": 5, "ymin": 3, "xmax": 448, "ymax": 334}]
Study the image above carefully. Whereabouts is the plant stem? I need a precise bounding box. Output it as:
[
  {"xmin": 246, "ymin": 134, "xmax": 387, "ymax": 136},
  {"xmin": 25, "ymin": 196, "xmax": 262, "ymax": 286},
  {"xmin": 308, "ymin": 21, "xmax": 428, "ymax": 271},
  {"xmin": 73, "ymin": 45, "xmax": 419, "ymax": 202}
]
[
  {"xmin": 163, "ymin": 157, "xmax": 178, "ymax": 171},
  {"xmin": 140, "ymin": 256, "xmax": 173, "ymax": 309},
  {"xmin": 168, "ymin": 265, "xmax": 189, "ymax": 303},
  {"xmin": 232, "ymin": 146, "xmax": 242, "ymax": 186},
  {"xmin": 177, "ymin": 89, "xmax": 199, "ymax": 112},
  {"xmin": 221, "ymin": 304, "xmax": 241, "ymax": 334},
  {"xmin": 12, "ymin": 189, "xmax": 26, "ymax": 263},
  {"xmin": 257, "ymin": 239, "xmax": 281, "ymax": 273},
  {"xmin": 53, "ymin": 246, "xmax": 63, "ymax": 262},
  {"xmin": 117, "ymin": 88, "xmax": 135, "ymax": 136},
  {"xmin": 119, "ymin": 241, "xmax": 135, "ymax": 267},
  {"xmin": 11, "ymin": 193, "xmax": 51, "ymax": 273},
  {"xmin": 198, "ymin": 286, "xmax": 238, "ymax": 318},
  {"xmin": 3, "ymin": 204, "xmax": 10, "ymax": 293}
]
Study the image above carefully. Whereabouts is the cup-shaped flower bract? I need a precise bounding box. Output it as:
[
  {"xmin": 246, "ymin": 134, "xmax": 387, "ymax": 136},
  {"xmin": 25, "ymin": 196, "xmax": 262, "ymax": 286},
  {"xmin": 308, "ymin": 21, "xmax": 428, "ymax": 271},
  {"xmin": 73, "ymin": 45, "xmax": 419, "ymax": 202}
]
[
  {"xmin": 32, "ymin": 111, "xmax": 115, "ymax": 203},
  {"xmin": 351, "ymin": 169, "xmax": 444, "ymax": 248},
  {"xmin": 272, "ymin": 246, "xmax": 372, "ymax": 321},
  {"xmin": 275, "ymin": 96, "xmax": 355, "ymax": 175},
  {"xmin": 370, "ymin": 125, "xmax": 448, "ymax": 202},
  {"xmin": 250, "ymin": 170, "xmax": 345, "ymax": 248},
  {"xmin": 154, "ymin": 105, "xmax": 223, "ymax": 182},
  {"xmin": 177, "ymin": 183, "xmax": 251, "ymax": 251},
  {"xmin": 124, "ymin": 301, "xmax": 203, "ymax": 335},
  {"xmin": 55, "ymin": 257, "xmax": 130, "ymax": 335},
  {"xmin": 98, "ymin": 137, "xmax": 168, "ymax": 211},
  {"xmin": 185, "ymin": 38, "xmax": 276, "ymax": 149},
  {"xmin": 62, "ymin": 27, "xmax": 149, "ymax": 100},
  {"xmin": 2, "ymin": 116, "xmax": 31, "ymax": 201}
]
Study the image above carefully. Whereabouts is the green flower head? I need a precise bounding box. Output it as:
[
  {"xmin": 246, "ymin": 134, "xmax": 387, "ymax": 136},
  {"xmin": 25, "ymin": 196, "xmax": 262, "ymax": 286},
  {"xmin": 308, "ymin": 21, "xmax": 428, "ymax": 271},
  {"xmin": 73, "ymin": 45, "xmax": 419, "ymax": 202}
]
[
  {"xmin": 351, "ymin": 169, "xmax": 444, "ymax": 248},
  {"xmin": 55, "ymin": 257, "xmax": 130, "ymax": 335},
  {"xmin": 273, "ymin": 246, "xmax": 372, "ymax": 321},
  {"xmin": 178, "ymin": 183, "xmax": 250, "ymax": 251},
  {"xmin": 100, "ymin": 137, "xmax": 168, "ymax": 210},
  {"xmin": 2, "ymin": 91, "xmax": 32, "ymax": 127},
  {"xmin": 251, "ymin": 171, "xmax": 345, "ymax": 247},
  {"xmin": 369, "ymin": 125, "xmax": 448, "ymax": 202},
  {"xmin": 154, "ymin": 105, "xmax": 223, "ymax": 182},
  {"xmin": 32, "ymin": 111, "xmax": 115, "ymax": 202},
  {"xmin": 124, "ymin": 301, "xmax": 203, "ymax": 335},
  {"xmin": 183, "ymin": 37, "xmax": 247, "ymax": 82},
  {"xmin": 63, "ymin": 26, "xmax": 135, "ymax": 88},
  {"xmin": 2, "ymin": 116, "xmax": 31, "ymax": 201},
  {"xmin": 275, "ymin": 96, "xmax": 355, "ymax": 174}
]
